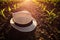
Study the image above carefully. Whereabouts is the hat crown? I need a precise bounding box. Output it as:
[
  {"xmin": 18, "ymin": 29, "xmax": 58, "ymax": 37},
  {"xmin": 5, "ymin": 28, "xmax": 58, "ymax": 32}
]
[{"xmin": 13, "ymin": 11, "xmax": 33, "ymax": 24}]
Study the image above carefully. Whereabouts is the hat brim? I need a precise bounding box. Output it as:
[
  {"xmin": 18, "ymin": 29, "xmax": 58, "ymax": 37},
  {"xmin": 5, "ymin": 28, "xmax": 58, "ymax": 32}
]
[{"xmin": 10, "ymin": 18, "xmax": 37, "ymax": 32}]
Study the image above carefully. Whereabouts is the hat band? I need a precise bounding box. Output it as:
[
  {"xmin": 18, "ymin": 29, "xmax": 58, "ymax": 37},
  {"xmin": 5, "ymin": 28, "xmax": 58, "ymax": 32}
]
[
  {"xmin": 14, "ymin": 21, "xmax": 33, "ymax": 27},
  {"xmin": 10, "ymin": 18, "xmax": 37, "ymax": 32}
]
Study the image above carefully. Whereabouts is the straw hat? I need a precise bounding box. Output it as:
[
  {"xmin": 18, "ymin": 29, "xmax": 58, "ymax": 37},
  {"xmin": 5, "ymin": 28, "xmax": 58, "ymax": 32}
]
[{"xmin": 10, "ymin": 11, "xmax": 37, "ymax": 32}]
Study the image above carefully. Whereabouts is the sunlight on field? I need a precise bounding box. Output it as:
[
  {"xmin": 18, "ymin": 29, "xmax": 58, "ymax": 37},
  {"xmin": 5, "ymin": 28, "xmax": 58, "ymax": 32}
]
[{"xmin": 0, "ymin": 0, "xmax": 60, "ymax": 40}]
